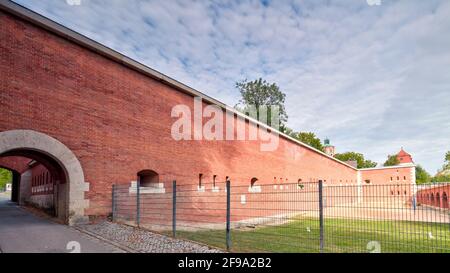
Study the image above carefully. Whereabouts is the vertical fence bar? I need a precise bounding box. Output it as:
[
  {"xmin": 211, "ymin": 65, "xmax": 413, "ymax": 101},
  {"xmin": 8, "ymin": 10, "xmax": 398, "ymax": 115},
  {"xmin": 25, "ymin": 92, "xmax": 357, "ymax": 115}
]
[
  {"xmin": 226, "ymin": 180, "xmax": 231, "ymax": 251},
  {"xmin": 136, "ymin": 178, "xmax": 140, "ymax": 227},
  {"xmin": 318, "ymin": 180, "xmax": 324, "ymax": 253},
  {"xmin": 111, "ymin": 184, "xmax": 116, "ymax": 222},
  {"xmin": 172, "ymin": 180, "xmax": 177, "ymax": 238}
]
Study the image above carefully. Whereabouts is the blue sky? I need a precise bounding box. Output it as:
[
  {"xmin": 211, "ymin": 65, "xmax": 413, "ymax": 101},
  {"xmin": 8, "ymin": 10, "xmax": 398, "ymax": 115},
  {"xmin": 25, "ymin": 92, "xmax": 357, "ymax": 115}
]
[{"xmin": 12, "ymin": 0, "xmax": 450, "ymax": 174}]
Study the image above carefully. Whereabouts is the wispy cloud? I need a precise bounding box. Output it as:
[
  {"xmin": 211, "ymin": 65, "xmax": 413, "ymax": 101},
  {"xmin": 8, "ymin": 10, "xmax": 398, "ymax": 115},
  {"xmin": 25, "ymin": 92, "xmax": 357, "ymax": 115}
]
[{"xmin": 12, "ymin": 0, "xmax": 450, "ymax": 174}]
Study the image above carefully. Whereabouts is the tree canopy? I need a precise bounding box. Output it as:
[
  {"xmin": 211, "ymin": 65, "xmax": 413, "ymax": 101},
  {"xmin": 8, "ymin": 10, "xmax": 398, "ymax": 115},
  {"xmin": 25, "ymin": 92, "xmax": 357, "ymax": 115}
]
[
  {"xmin": 0, "ymin": 168, "xmax": 12, "ymax": 191},
  {"xmin": 334, "ymin": 152, "xmax": 377, "ymax": 169},
  {"xmin": 430, "ymin": 151, "xmax": 450, "ymax": 183},
  {"xmin": 431, "ymin": 175, "xmax": 450, "ymax": 183},
  {"xmin": 415, "ymin": 165, "xmax": 431, "ymax": 185},
  {"xmin": 444, "ymin": 151, "xmax": 450, "ymax": 170},
  {"xmin": 383, "ymin": 155, "xmax": 400, "ymax": 167},
  {"xmin": 235, "ymin": 78, "xmax": 288, "ymax": 130},
  {"xmin": 291, "ymin": 132, "xmax": 324, "ymax": 152}
]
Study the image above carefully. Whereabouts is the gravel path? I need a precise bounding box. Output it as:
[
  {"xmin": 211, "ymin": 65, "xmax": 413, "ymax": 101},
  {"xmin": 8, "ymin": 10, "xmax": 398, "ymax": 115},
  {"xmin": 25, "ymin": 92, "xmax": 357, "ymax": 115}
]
[{"xmin": 79, "ymin": 221, "xmax": 223, "ymax": 253}]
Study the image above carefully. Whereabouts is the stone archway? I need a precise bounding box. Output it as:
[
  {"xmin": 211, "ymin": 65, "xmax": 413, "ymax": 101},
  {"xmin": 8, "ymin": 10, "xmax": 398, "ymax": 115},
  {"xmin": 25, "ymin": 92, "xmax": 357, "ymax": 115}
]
[
  {"xmin": 0, "ymin": 130, "xmax": 89, "ymax": 225},
  {"xmin": 443, "ymin": 192, "xmax": 449, "ymax": 209}
]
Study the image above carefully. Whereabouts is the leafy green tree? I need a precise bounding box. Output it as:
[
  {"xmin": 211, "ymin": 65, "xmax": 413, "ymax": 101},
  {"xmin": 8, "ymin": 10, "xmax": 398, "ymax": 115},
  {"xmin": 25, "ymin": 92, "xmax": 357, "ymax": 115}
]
[
  {"xmin": 431, "ymin": 174, "xmax": 450, "ymax": 183},
  {"xmin": 0, "ymin": 168, "xmax": 12, "ymax": 191},
  {"xmin": 444, "ymin": 151, "xmax": 450, "ymax": 170},
  {"xmin": 383, "ymin": 154, "xmax": 400, "ymax": 167},
  {"xmin": 415, "ymin": 165, "xmax": 431, "ymax": 185},
  {"xmin": 334, "ymin": 152, "xmax": 377, "ymax": 169},
  {"xmin": 235, "ymin": 78, "xmax": 288, "ymax": 130},
  {"xmin": 279, "ymin": 124, "xmax": 292, "ymax": 135},
  {"xmin": 291, "ymin": 132, "xmax": 324, "ymax": 152}
]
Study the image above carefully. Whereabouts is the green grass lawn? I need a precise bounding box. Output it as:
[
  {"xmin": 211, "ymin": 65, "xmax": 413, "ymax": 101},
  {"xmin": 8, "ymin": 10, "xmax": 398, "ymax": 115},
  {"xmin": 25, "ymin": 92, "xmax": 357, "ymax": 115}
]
[{"xmin": 170, "ymin": 217, "xmax": 450, "ymax": 253}]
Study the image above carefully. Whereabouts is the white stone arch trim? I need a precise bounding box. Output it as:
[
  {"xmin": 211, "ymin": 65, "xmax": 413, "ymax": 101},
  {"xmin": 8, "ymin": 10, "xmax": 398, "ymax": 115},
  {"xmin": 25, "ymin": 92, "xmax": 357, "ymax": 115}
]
[{"xmin": 0, "ymin": 130, "xmax": 89, "ymax": 225}]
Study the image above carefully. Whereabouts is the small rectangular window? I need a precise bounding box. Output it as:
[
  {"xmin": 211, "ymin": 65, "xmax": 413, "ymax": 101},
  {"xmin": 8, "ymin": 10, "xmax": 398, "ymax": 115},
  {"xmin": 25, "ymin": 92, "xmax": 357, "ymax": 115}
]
[{"xmin": 199, "ymin": 174, "xmax": 203, "ymax": 187}]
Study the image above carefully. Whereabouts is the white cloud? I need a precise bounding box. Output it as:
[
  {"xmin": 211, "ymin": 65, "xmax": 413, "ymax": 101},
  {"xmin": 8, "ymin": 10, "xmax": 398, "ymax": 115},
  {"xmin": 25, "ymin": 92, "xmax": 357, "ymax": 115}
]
[{"xmin": 12, "ymin": 0, "xmax": 450, "ymax": 174}]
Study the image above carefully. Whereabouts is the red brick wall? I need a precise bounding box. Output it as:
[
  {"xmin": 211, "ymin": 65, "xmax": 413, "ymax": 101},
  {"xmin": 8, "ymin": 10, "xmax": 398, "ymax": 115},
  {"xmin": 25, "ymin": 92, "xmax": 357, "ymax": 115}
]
[
  {"xmin": 30, "ymin": 163, "xmax": 54, "ymax": 196},
  {"xmin": 360, "ymin": 167, "xmax": 414, "ymax": 204},
  {"xmin": 1, "ymin": 10, "xmax": 413, "ymax": 220},
  {"xmin": 0, "ymin": 156, "xmax": 31, "ymax": 173},
  {"xmin": 417, "ymin": 185, "xmax": 450, "ymax": 209},
  {"xmin": 360, "ymin": 167, "xmax": 414, "ymax": 186},
  {"xmin": 27, "ymin": 163, "xmax": 55, "ymax": 209}
]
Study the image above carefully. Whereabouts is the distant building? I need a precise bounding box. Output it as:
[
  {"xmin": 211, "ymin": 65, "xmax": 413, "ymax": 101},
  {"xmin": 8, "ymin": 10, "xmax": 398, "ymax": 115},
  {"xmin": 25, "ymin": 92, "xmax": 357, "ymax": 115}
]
[
  {"xmin": 397, "ymin": 148, "xmax": 414, "ymax": 165},
  {"xmin": 324, "ymin": 138, "xmax": 336, "ymax": 157},
  {"xmin": 6, "ymin": 183, "xmax": 12, "ymax": 191}
]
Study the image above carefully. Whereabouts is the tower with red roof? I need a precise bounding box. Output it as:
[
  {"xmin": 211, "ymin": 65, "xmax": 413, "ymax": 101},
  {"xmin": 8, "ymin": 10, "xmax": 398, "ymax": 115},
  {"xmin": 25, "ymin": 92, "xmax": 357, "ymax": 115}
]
[{"xmin": 397, "ymin": 148, "xmax": 414, "ymax": 165}]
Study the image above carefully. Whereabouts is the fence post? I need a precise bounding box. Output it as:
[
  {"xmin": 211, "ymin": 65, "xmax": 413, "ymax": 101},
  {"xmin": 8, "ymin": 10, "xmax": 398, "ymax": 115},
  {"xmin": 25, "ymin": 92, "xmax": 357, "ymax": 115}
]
[
  {"xmin": 111, "ymin": 184, "xmax": 116, "ymax": 222},
  {"xmin": 226, "ymin": 179, "xmax": 231, "ymax": 252},
  {"xmin": 136, "ymin": 178, "xmax": 140, "ymax": 228},
  {"xmin": 172, "ymin": 180, "xmax": 177, "ymax": 238},
  {"xmin": 318, "ymin": 180, "xmax": 324, "ymax": 253}
]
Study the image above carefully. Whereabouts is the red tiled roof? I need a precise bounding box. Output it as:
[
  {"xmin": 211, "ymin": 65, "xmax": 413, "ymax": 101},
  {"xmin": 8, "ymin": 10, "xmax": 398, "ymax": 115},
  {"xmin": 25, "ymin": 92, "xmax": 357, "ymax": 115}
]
[
  {"xmin": 397, "ymin": 149, "xmax": 411, "ymax": 157},
  {"xmin": 397, "ymin": 148, "xmax": 413, "ymax": 163}
]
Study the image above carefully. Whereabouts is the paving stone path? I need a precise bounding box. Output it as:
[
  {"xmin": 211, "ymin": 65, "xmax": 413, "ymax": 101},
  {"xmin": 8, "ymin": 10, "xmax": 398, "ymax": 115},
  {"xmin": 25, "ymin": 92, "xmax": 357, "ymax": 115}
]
[
  {"xmin": 0, "ymin": 195, "xmax": 123, "ymax": 253},
  {"xmin": 79, "ymin": 221, "xmax": 223, "ymax": 253}
]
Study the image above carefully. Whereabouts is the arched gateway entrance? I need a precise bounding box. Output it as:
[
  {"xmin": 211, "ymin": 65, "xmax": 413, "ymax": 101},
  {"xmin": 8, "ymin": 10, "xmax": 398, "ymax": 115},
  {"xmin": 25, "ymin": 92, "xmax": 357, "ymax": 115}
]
[{"xmin": 0, "ymin": 130, "xmax": 89, "ymax": 225}]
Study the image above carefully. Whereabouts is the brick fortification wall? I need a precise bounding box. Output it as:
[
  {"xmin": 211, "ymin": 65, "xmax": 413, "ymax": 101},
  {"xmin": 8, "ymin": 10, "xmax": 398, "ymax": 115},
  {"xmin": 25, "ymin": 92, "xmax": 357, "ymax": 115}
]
[
  {"xmin": 28, "ymin": 163, "xmax": 54, "ymax": 210},
  {"xmin": 417, "ymin": 184, "xmax": 450, "ymax": 209},
  {"xmin": 0, "ymin": 8, "xmax": 415, "ymax": 221},
  {"xmin": 359, "ymin": 166, "xmax": 415, "ymax": 205},
  {"xmin": 0, "ymin": 156, "xmax": 54, "ymax": 209},
  {"xmin": 0, "ymin": 156, "xmax": 31, "ymax": 174},
  {"xmin": 0, "ymin": 10, "xmax": 359, "ymax": 219}
]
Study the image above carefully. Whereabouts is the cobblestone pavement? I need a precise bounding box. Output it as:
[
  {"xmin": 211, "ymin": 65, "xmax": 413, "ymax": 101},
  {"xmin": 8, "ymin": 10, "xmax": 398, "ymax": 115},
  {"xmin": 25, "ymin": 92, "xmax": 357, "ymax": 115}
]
[{"xmin": 79, "ymin": 221, "xmax": 223, "ymax": 253}]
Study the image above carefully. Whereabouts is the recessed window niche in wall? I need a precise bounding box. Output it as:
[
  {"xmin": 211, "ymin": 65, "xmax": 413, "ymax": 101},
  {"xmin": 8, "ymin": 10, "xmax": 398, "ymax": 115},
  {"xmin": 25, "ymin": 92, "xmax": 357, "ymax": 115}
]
[
  {"xmin": 249, "ymin": 177, "xmax": 261, "ymax": 193},
  {"xmin": 137, "ymin": 170, "xmax": 159, "ymax": 187}
]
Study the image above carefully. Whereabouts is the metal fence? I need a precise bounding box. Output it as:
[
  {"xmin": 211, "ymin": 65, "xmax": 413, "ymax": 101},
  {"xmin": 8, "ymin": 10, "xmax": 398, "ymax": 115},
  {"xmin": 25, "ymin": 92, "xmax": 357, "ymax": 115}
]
[{"xmin": 112, "ymin": 180, "xmax": 450, "ymax": 253}]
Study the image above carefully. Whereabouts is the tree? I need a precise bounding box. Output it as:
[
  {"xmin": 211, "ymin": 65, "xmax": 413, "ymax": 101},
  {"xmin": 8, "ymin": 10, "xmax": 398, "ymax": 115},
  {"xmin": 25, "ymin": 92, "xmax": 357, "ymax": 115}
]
[
  {"xmin": 434, "ymin": 151, "xmax": 450, "ymax": 177},
  {"xmin": 444, "ymin": 151, "xmax": 450, "ymax": 170},
  {"xmin": 384, "ymin": 154, "xmax": 400, "ymax": 167},
  {"xmin": 431, "ymin": 174, "xmax": 450, "ymax": 183},
  {"xmin": 282, "ymin": 127, "xmax": 296, "ymax": 138},
  {"xmin": 0, "ymin": 168, "xmax": 12, "ymax": 191},
  {"xmin": 415, "ymin": 165, "xmax": 431, "ymax": 185},
  {"xmin": 334, "ymin": 152, "xmax": 377, "ymax": 169},
  {"xmin": 235, "ymin": 78, "xmax": 288, "ymax": 130},
  {"xmin": 292, "ymin": 132, "xmax": 324, "ymax": 152}
]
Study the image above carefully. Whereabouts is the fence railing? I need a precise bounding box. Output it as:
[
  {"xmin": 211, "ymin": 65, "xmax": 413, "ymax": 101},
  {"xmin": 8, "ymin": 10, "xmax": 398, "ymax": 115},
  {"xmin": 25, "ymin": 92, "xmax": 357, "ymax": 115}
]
[{"xmin": 112, "ymin": 180, "xmax": 450, "ymax": 253}]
